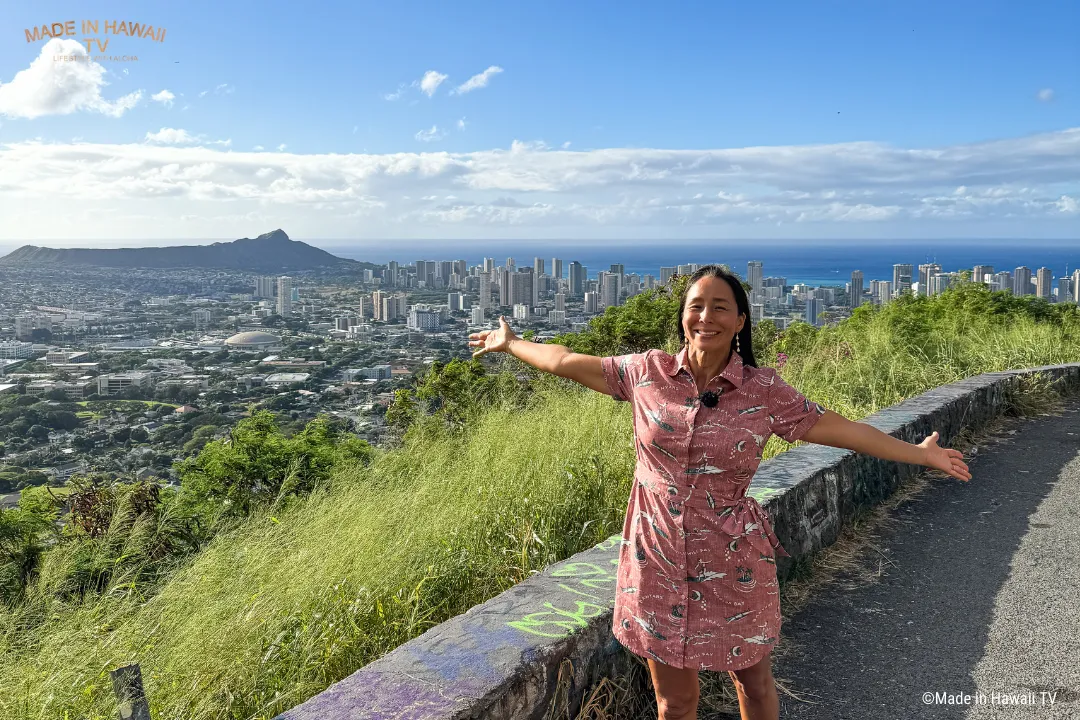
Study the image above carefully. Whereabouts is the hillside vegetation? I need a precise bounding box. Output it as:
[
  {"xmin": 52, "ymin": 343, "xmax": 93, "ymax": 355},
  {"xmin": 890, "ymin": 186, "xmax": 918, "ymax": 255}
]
[{"xmin": 2, "ymin": 275, "xmax": 1079, "ymax": 719}]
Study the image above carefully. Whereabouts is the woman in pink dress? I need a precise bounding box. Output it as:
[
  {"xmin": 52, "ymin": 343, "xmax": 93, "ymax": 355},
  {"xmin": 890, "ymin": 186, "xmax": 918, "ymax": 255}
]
[{"xmin": 469, "ymin": 265, "xmax": 970, "ymax": 720}]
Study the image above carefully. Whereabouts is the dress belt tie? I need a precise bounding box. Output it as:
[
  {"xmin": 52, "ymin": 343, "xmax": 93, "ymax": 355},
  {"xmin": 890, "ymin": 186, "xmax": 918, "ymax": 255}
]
[{"xmin": 634, "ymin": 468, "xmax": 790, "ymax": 558}]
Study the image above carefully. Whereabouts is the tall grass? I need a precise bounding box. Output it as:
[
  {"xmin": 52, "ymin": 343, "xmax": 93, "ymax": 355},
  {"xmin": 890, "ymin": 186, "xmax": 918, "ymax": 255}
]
[{"xmin": 2, "ymin": 287, "xmax": 1079, "ymax": 719}]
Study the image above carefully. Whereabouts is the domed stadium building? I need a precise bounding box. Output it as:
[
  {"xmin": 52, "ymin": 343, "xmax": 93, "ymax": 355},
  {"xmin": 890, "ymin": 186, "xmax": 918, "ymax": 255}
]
[{"xmin": 224, "ymin": 331, "xmax": 283, "ymax": 352}]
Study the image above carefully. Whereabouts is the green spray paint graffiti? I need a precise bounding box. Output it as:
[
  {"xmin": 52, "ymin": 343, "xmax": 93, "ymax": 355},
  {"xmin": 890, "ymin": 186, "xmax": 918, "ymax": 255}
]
[{"xmin": 507, "ymin": 539, "xmax": 622, "ymax": 638}]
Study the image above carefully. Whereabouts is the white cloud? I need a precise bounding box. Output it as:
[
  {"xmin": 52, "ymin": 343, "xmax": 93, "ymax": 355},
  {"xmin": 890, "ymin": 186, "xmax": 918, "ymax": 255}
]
[
  {"xmin": 452, "ymin": 65, "xmax": 503, "ymax": 94},
  {"xmin": 419, "ymin": 70, "xmax": 448, "ymax": 97},
  {"xmin": 252, "ymin": 145, "xmax": 264, "ymax": 151},
  {"xmin": 562, "ymin": 141, "xmax": 572, "ymax": 149},
  {"xmin": 383, "ymin": 83, "xmax": 407, "ymax": 101},
  {"xmin": 151, "ymin": 89, "xmax": 176, "ymax": 107},
  {"xmin": 415, "ymin": 125, "xmax": 447, "ymax": 142},
  {"xmin": 215, "ymin": 83, "xmax": 235, "ymax": 95},
  {"xmin": 1, "ymin": 127, "xmax": 1078, "ymax": 240},
  {"xmin": 144, "ymin": 128, "xmax": 230, "ymax": 147},
  {"xmin": 198, "ymin": 90, "xmax": 209, "ymax": 98},
  {"xmin": 144, "ymin": 128, "xmax": 199, "ymax": 145},
  {"xmin": 457, "ymin": 117, "xmax": 467, "ymax": 130},
  {"xmin": 0, "ymin": 38, "xmax": 142, "ymax": 119},
  {"xmin": 1038, "ymin": 88, "xmax": 1055, "ymax": 102},
  {"xmin": 277, "ymin": 143, "xmax": 287, "ymax": 152}
]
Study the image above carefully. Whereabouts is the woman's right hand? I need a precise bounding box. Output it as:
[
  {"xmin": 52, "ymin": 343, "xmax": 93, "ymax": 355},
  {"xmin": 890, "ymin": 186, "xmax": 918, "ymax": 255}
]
[{"xmin": 469, "ymin": 315, "xmax": 517, "ymax": 358}]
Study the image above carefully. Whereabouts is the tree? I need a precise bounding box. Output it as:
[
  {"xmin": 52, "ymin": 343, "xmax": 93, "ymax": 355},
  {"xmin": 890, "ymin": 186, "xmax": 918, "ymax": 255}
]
[
  {"xmin": 178, "ymin": 410, "xmax": 374, "ymax": 519},
  {"xmin": 130, "ymin": 427, "xmax": 150, "ymax": 443},
  {"xmin": 27, "ymin": 425, "xmax": 49, "ymax": 443}
]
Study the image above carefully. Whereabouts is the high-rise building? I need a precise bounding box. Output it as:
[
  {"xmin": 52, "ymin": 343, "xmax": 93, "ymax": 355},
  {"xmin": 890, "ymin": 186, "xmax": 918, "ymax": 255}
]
[
  {"xmin": 534, "ymin": 258, "xmax": 545, "ymax": 277},
  {"xmin": 1013, "ymin": 266, "xmax": 1033, "ymax": 296},
  {"xmin": 918, "ymin": 264, "xmax": 942, "ymax": 296},
  {"xmin": 750, "ymin": 303, "xmax": 764, "ymax": 323},
  {"xmin": 483, "ymin": 258, "xmax": 495, "ymax": 273},
  {"xmin": 506, "ymin": 257, "xmax": 516, "ymax": 272},
  {"xmin": 601, "ymin": 273, "xmax": 619, "ymax": 308},
  {"xmin": 381, "ymin": 294, "xmax": 406, "ymax": 321},
  {"xmin": 554, "ymin": 293, "xmax": 565, "ymax": 312},
  {"xmin": 992, "ymin": 271, "xmax": 1012, "ymax": 293},
  {"xmin": 1074, "ymin": 269, "xmax": 1080, "ymax": 303},
  {"xmin": 386, "ymin": 261, "xmax": 399, "ymax": 287},
  {"xmin": 893, "ymin": 264, "xmax": 913, "ymax": 298},
  {"xmin": 747, "ymin": 261, "xmax": 763, "ymax": 302},
  {"xmin": 569, "ymin": 262, "xmax": 586, "ymax": 296},
  {"xmin": 871, "ymin": 280, "xmax": 892, "ymax": 305},
  {"xmin": 277, "ymin": 276, "xmax": 293, "ymax": 315},
  {"xmin": 255, "ymin": 276, "xmax": 276, "ymax": 299},
  {"xmin": 479, "ymin": 273, "xmax": 491, "ymax": 313},
  {"xmin": 584, "ymin": 291, "xmax": 599, "ymax": 313},
  {"xmin": 972, "ymin": 265, "xmax": 994, "ymax": 284},
  {"xmin": 551, "ymin": 258, "xmax": 563, "ymax": 280},
  {"xmin": 929, "ymin": 273, "xmax": 951, "ymax": 296},
  {"xmin": 193, "ymin": 309, "xmax": 212, "ymax": 331},
  {"xmin": 805, "ymin": 297, "xmax": 824, "ymax": 327},
  {"xmin": 371, "ymin": 290, "xmax": 387, "ymax": 321},
  {"xmin": 850, "ymin": 270, "xmax": 864, "ymax": 309},
  {"xmin": 1035, "ymin": 268, "xmax": 1053, "ymax": 299},
  {"xmin": 660, "ymin": 267, "xmax": 676, "ymax": 285},
  {"xmin": 448, "ymin": 292, "xmax": 464, "ymax": 311},
  {"xmin": 509, "ymin": 270, "xmax": 535, "ymax": 308},
  {"xmin": 1057, "ymin": 276, "xmax": 1072, "ymax": 304},
  {"xmin": 470, "ymin": 306, "xmax": 485, "ymax": 325}
]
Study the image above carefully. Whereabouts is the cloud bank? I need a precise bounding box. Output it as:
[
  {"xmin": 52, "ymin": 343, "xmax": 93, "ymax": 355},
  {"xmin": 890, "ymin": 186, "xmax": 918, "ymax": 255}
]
[{"xmin": 0, "ymin": 127, "xmax": 1077, "ymax": 241}]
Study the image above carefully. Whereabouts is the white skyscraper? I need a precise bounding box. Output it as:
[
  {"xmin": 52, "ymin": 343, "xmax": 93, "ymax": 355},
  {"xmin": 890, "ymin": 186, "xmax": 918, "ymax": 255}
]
[
  {"xmin": 479, "ymin": 273, "xmax": 491, "ymax": 314},
  {"xmin": 1035, "ymin": 268, "xmax": 1053, "ymax": 299},
  {"xmin": 277, "ymin": 276, "xmax": 293, "ymax": 315},
  {"xmin": 850, "ymin": 270, "xmax": 864, "ymax": 309},
  {"xmin": 255, "ymin": 276, "xmax": 276, "ymax": 299},
  {"xmin": 747, "ymin": 261, "xmax": 763, "ymax": 302},
  {"xmin": 551, "ymin": 258, "xmax": 563, "ymax": 280}
]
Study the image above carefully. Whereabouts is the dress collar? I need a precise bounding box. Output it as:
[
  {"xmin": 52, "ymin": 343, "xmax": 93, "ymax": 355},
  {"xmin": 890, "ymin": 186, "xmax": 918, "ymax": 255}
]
[{"xmin": 666, "ymin": 345, "xmax": 745, "ymax": 388}]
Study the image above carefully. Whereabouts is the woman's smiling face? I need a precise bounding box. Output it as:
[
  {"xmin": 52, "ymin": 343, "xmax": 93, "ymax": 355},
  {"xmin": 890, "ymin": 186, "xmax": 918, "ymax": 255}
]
[{"xmin": 682, "ymin": 276, "xmax": 745, "ymax": 354}]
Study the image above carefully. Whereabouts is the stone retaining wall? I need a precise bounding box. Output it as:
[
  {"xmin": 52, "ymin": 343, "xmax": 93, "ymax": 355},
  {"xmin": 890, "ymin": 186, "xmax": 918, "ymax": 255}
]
[{"xmin": 276, "ymin": 363, "xmax": 1080, "ymax": 720}]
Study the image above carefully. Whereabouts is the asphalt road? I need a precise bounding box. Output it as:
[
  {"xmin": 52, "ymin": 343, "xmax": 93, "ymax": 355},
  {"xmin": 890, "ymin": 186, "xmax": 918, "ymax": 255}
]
[{"xmin": 768, "ymin": 400, "xmax": 1080, "ymax": 720}]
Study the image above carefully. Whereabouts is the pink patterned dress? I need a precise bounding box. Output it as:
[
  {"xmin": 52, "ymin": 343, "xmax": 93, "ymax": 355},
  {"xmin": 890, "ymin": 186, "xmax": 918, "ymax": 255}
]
[{"xmin": 601, "ymin": 346, "xmax": 826, "ymax": 671}]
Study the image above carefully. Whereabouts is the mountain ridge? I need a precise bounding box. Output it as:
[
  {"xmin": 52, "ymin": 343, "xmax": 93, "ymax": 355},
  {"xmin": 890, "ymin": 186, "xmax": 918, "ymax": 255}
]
[{"xmin": 0, "ymin": 230, "xmax": 368, "ymax": 272}]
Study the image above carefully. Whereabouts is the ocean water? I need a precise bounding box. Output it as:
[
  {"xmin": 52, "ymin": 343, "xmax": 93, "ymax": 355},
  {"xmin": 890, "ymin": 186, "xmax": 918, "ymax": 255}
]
[{"xmin": 332, "ymin": 241, "xmax": 1080, "ymax": 286}]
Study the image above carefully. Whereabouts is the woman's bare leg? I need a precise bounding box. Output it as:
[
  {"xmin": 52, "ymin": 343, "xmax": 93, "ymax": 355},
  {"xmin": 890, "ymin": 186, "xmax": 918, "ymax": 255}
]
[
  {"xmin": 647, "ymin": 659, "xmax": 700, "ymax": 720},
  {"xmin": 727, "ymin": 654, "xmax": 779, "ymax": 720}
]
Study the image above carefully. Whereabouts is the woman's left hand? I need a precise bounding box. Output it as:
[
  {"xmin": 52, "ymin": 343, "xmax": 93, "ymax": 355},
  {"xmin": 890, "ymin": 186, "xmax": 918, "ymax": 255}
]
[{"xmin": 919, "ymin": 431, "xmax": 972, "ymax": 482}]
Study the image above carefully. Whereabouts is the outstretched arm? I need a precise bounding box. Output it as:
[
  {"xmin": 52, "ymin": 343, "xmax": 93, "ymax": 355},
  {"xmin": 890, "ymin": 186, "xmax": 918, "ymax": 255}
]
[
  {"xmin": 800, "ymin": 409, "xmax": 971, "ymax": 482},
  {"xmin": 468, "ymin": 316, "xmax": 610, "ymax": 395}
]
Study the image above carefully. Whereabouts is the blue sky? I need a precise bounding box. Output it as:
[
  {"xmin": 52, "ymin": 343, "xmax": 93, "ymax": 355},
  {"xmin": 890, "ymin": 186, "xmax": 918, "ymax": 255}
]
[{"xmin": 0, "ymin": 0, "xmax": 1077, "ymax": 246}]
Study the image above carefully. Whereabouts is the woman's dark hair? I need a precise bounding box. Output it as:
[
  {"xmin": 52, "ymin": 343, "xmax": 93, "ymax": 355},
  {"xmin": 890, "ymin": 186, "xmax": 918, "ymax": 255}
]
[{"xmin": 675, "ymin": 264, "xmax": 757, "ymax": 368}]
